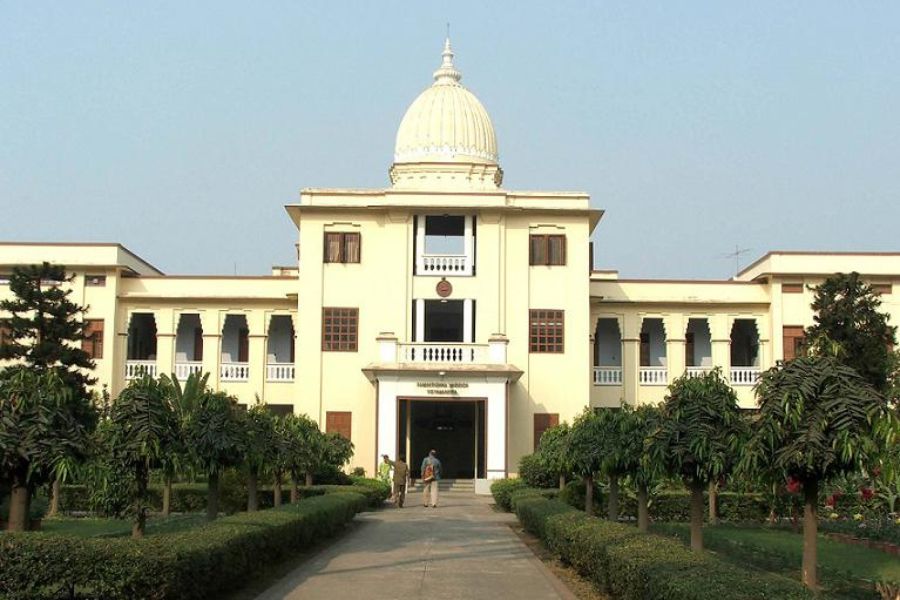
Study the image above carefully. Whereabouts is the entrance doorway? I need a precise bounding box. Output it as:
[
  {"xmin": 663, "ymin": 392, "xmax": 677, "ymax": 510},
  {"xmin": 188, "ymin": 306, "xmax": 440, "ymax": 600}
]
[{"xmin": 398, "ymin": 399, "xmax": 486, "ymax": 479}]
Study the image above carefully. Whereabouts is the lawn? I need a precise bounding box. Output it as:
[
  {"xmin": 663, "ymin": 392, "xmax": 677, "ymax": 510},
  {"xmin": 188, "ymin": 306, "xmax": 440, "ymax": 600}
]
[
  {"xmin": 652, "ymin": 522, "xmax": 900, "ymax": 599},
  {"xmin": 40, "ymin": 513, "xmax": 208, "ymax": 538}
]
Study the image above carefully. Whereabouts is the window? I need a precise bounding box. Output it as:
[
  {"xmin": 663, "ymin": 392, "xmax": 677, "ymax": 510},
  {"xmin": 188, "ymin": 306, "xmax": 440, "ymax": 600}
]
[
  {"xmin": 685, "ymin": 332, "xmax": 695, "ymax": 367},
  {"xmin": 872, "ymin": 283, "xmax": 892, "ymax": 295},
  {"xmin": 85, "ymin": 275, "xmax": 106, "ymax": 287},
  {"xmin": 782, "ymin": 326, "xmax": 806, "ymax": 361},
  {"xmin": 0, "ymin": 274, "xmax": 11, "ymax": 285},
  {"xmin": 529, "ymin": 234, "xmax": 566, "ymax": 266},
  {"xmin": 639, "ymin": 333, "xmax": 650, "ymax": 366},
  {"xmin": 322, "ymin": 307, "xmax": 359, "ymax": 351},
  {"xmin": 533, "ymin": 413, "xmax": 559, "ymax": 450},
  {"xmin": 782, "ymin": 283, "xmax": 803, "ymax": 294},
  {"xmin": 324, "ymin": 232, "xmax": 360, "ymax": 264},
  {"xmin": 266, "ymin": 404, "xmax": 293, "ymax": 417},
  {"xmin": 529, "ymin": 309, "xmax": 564, "ymax": 353},
  {"xmin": 82, "ymin": 319, "xmax": 104, "ymax": 359},
  {"xmin": 326, "ymin": 411, "xmax": 352, "ymax": 440}
]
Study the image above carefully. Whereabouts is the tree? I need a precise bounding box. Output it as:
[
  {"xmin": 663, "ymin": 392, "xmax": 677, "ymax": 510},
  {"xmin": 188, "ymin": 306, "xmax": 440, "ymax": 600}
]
[
  {"xmin": 0, "ymin": 263, "xmax": 99, "ymax": 512},
  {"xmin": 633, "ymin": 405, "xmax": 664, "ymax": 532},
  {"xmin": 566, "ymin": 408, "xmax": 604, "ymax": 514},
  {"xmin": 242, "ymin": 401, "xmax": 277, "ymax": 512},
  {"xmin": 805, "ymin": 272, "xmax": 898, "ymax": 393},
  {"xmin": 95, "ymin": 376, "xmax": 177, "ymax": 537},
  {"xmin": 647, "ymin": 369, "xmax": 747, "ymax": 550},
  {"xmin": 282, "ymin": 414, "xmax": 323, "ymax": 500},
  {"xmin": 159, "ymin": 372, "xmax": 209, "ymax": 516},
  {"xmin": 741, "ymin": 355, "xmax": 889, "ymax": 589},
  {"xmin": 594, "ymin": 407, "xmax": 645, "ymax": 522},
  {"xmin": 537, "ymin": 423, "xmax": 571, "ymax": 490},
  {"xmin": 323, "ymin": 431, "xmax": 354, "ymax": 475},
  {"xmin": 270, "ymin": 416, "xmax": 293, "ymax": 506},
  {"xmin": 0, "ymin": 369, "xmax": 90, "ymax": 531},
  {"xmin": 183, "ymin": 390, "xmax": 244, "ymax": 520}
]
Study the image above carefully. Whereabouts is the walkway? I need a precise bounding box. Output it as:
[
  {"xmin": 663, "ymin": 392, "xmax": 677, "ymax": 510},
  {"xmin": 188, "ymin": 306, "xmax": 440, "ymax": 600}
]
[{"xmin": 256, "ymin": 491, "xmax": 575, "ymax": 600}]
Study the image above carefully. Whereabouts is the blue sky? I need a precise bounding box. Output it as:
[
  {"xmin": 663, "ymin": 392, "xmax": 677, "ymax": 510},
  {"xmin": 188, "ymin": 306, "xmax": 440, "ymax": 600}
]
[{"xmin": 1, "ymin": 2, "xmax": 898, "ymax": 278}]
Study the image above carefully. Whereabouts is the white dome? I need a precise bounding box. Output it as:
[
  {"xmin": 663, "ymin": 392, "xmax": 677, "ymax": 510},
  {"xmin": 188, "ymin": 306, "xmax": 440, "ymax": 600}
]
[{"xmin": 393, "ymin": 39, "xmax": 498, "ymax": 166}]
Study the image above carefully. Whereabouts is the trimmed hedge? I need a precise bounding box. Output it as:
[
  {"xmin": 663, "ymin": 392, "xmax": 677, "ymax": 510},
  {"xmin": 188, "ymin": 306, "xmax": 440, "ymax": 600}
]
[
  {"xmin": 490, "ymin": 478, "xmax": 527, "ymax": 511},
  {"xmin": 0, "ymin": 492, "xmax": 367, "ymax": 600},
  {"xmin": 512, "ymin": 497, "xmax": 814, "ymax": 600}
]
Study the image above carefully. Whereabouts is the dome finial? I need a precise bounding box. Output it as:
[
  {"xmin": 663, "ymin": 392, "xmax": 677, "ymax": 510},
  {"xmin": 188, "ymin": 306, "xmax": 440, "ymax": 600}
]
[{"xmin": 433, "ymin": 32, "xmax": 461, "ymax": 84}]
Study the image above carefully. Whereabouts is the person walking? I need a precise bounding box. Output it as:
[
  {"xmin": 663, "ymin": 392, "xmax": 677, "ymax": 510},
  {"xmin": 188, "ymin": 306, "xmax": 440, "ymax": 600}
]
[
  {"xmin": 420, "ymin": 449, "xmax": 442, "ymax": 508},
  {"xmin": 378, "ymin": 454, "xmax": 392, "ymax": 487},
  {"xmin": 389, "ymin": 455, "xmax": 409, "ymax": 507}
]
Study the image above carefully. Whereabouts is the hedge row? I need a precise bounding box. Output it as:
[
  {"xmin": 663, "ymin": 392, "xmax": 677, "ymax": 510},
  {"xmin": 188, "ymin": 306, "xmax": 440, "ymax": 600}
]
[
  {"xmin": 512, "ymin": 496, "xmax": 814, "ymax": 600},
  {"xmin": 0, "ymin": 492, "xmax": 367, "ymax": 600}
]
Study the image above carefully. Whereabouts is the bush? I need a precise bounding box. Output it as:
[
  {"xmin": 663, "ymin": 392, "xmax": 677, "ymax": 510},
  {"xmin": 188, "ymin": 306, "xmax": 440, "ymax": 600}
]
[
  {"xmin": 514, "ymin": 497, "xmax": 813, "ymax": 600},
  {"xmin": 0, "ymin": 492, "xmax": 367, "ymax": 600},
  {"xmin": 518, "ymin": 453, "xmax": 557, "ymax": 488},
  {"xmin": 509, "ymin": 487, "xmax": 558, "ymax": 513},
  {"xmin": 559, "ymin": 479, "xmax": 603, "ymax": 514},
  {"xmin": 490, "ymin": 478, "xmax": 527, "ymax": 511}
]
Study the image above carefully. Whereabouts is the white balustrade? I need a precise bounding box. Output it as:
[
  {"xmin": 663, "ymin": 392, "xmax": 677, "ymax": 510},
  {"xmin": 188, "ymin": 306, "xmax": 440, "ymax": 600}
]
[
  {"xmin": 685, "ymin": 367, "xmax": 712, "ymax": 379},
  {"xmin": 398, "ymin": 343, "xmax": 488, "ymax": 364},
  {"xmin": 174, "ymin": 361, "xmax": 203, "ymax": 380},
  {"xmin": 420, "ymin": 254, "xmax": 471, "ymax": 276},
  {"xmin": 266, "ymin": 363, "xmax": 295, "ymax": 382},
  {"xmin": 593, "ymin": 367, "xmax": 623, "ymax": 386},
  {"xmin": 730, "ymin": 366, "xmax": 761, "ymax": 386},
  {"xmin": 639, "ymin": 367, "xmax": 668, "ymax": 385},
  {"xmin": 125, "ymin": 360, "xmax": 157, "ymax": 380},
  {"xmin": 220, "ymin": 362, "xmax": 250, "ymax": 382}
]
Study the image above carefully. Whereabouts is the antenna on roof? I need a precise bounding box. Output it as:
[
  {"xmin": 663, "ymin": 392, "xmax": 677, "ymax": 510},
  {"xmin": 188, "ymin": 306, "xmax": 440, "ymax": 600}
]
[{"xmin": 719, "ymin": 245, "xmax": 751, "ymax": 277}]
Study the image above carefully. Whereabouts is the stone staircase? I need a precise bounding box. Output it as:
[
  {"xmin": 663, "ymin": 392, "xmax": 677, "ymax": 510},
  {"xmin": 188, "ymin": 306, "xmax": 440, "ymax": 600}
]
[{"xmin": 405, "ymin": 478, "xmax": 475, "ymax": 494}]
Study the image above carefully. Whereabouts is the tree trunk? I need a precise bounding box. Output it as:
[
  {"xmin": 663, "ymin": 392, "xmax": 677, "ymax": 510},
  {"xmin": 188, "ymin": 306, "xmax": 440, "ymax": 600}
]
[
  {"xmin": 802, "ymin": 479, "xmax": 819, "ymax": 590},
  {"xmin": 305, "ymin": 471, "xmax": 313, "ymax": 486},
  {"xmin": 689, "ymin": 481, "xmax": 704, "ymax": 551},
  {"xmin": 247, "ymin": 469, "xmax": 259, "ymax": 512},
  {"xmin": 132, "ymin": 463, "xmax": 148, "ymax": 538},
  {"xmin": 273, "ymin": 473, "xmax": 283, "ymax": 507},
  {"xmin": 708, "ymin": 480, "xmax": 718, "ymax": 525},
  {"xmin": 608, "ymin": 473, "xmax": 619, "ymax": 522},
  {"xmin": 206, "ymin": 472, "xmax": 220, "ymax": 521},
  {"xmin": 290, "ymin": 477, "xmax": 299, "ymax": 503},
  {"xmin": 584, "ymin": 474, "xmax": 594, "ymax": 515},
  {"xmin": 637, "ymin": 483, "xmax": 649, "ymax": 533},
  {"xmin": 48, "ymin": 478, "xmax": 61, "ymax": 518},
  {"xmin": 559, "ymin": 474, "xmax": 566, "ymax": 491},
  {"xmin": 7, "ymin": 471, "xmax": 31, "ymax": 532},
  {"xmin": 162, "ymin": 477, "xmax": 172, "ymax": 517}
]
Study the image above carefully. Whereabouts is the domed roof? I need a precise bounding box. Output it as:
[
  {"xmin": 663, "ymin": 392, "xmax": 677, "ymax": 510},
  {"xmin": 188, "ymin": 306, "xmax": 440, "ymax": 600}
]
[{"xmin": 393, "ymin": 39, "xmax": 498, "ymax": 166}]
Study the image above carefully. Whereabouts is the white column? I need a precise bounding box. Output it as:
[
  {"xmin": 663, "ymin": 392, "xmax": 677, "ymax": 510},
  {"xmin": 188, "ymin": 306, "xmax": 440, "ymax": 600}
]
[
  {"xmin": 377, "ymin": 332, "xmax": 398, "ymax": 362},
  {"xmin": 464, "ymin": 215, "xmax": 474, "ymax": 275},
  {"xmin": 415, "ymin": 298, "xmax": 425, "ymax": 342},
  {"xmin": 485, "ymin": 377, "xmax": 507, "ymax": 481},
  {"xmin": 415, "ymin": 216, "xmax": 426, "ymax": 275},
  {"xmin": 488, "ymin": 334, "xmax": 509, "ymax": 363},
  {"xmin": 463, "ymin": 299, "xmax": 473, "ymax": 343},
  {"xmin": 377, "ymin": 377, "xmax": 399, "ymax": 468}
]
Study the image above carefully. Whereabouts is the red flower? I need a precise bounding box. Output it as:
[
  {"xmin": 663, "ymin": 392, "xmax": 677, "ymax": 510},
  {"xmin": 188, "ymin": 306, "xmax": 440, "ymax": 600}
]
[
  {"xmin": 825, "ymin": 494, "xmax": 837, "ymax": 507},
  {"xmin": 860, "ymin": 487, "xmax": 875, "ymax": 501},
  {"xmin": 786, "ymin": 477, "xmax": 802, "ymax": 494}
]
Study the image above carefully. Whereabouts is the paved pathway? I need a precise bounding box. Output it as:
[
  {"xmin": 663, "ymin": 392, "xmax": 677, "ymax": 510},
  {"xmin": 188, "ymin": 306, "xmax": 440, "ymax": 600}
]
[{"xmin": 256, "ymin": 491, "xmax": 575, "ymax": 600}]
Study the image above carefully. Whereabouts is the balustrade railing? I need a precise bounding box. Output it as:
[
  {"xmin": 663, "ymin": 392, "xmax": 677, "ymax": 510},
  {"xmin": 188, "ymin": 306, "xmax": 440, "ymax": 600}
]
[
  {"xmin": 419, "ymin": 254, "xmax": 471, "ymax": 276},
  {"xmin": 398, "ymin": 343, "xmax": 487, "ymax": 364},
  {"xmin": 125, "ymin": 360, "xmax": 157, "ymax": 380},
  {"xmin": 639, "ymin": 366, "xmax": 668, "ymax": 385},
  {"xmin": 174, "ymin": 361, "xmax": 203, "ymax": 380},
  {"xmin": 730, "ymin": 366, "xmax": 761, "ymax": 386},
  {"xmin": 593, "ymin": 367, "xmax": 623, "ymax": 386},
  {"xmin": 220, "ymin": 362, "xmax": 250, "ymax": 382},
  {"xmin": 266, "ymin": 363, "xmax": 295, "ymax": 382},
  {"xmin": 685, "ymin": 366, "xmax": 712, "ymax": 379}
]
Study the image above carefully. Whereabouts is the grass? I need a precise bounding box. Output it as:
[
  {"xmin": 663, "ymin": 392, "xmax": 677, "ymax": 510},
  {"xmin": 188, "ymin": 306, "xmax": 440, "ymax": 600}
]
[
  {"xmin": 41, "ymin": 513, "xmax": 208, "ymax": 538},
  {"xmin": 652, "ymin": 522, "xmax": 900, "ymax": 599}
]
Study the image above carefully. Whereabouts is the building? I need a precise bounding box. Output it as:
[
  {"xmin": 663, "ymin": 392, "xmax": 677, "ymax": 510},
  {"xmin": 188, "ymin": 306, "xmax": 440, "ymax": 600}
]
[{"xmin": 1, "ymin": 40, "xmax": 898, "ymax": 491}]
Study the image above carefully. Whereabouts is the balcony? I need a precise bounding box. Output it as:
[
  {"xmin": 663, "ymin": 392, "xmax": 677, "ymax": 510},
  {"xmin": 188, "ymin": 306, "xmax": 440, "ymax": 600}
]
[
  {"xmin": 174, "ymin": 361, "xmax": 203, "ymax": 380},
  {"xmin": 398, "ymin": 342, "xmax": 488, "ymax": 364},
  {"xmin": 593, "ymin": 367, "xmax": 622, "ymax": 386},
  {"xmin": 639, "ymin": 367, "xmax": 668, "ymax": 386},
  {"xmin": 730, "ymin": 367, "xmax": 761, "ymax": 386},
  {"xmin": 415, "ymin": 215, "xmax": 474, "ymax": 277},
  {"xmin": 420, "ymin": 254, "xmax": 470, "ymax": 276},
  {"xmin": 266, "ymin": 363, "xmax": 295, "ymax": 382},
  {"xmin": 125, "ymin": 360, "xmax": 157, "ymax": 380},
  {"xmin": 685, "ymin": 366, "xmax": 712, "ymax": 379},
  {"xmin": 220, "ymin": 362, "xmax": 249, "ymax": 382}
]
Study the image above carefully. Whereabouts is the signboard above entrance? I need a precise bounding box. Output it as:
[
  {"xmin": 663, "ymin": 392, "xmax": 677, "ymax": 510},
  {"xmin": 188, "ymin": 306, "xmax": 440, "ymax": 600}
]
[{"xmin": 416, "ymin": 381, "xmax": 469, "ymax": 396}]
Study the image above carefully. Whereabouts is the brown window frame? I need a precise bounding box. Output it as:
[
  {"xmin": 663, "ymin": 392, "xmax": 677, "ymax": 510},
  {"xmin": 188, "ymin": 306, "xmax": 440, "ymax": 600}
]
[
  {"xmin": 529, "ymin": 234, "xmax": 566, "ymax": 266},
  {"xmin": 82, "ymin": 319, "xmax": 104, "ymax": 359},
  {"xmin": 782, "ymin": 326, "xmax": 806, "ymax": 361},
  {"xmin": 324, "ymin": 231, "xmax": 361, "ymax": 264},
  {"xmin": 533, "ymin": 413, "xmax": 559, "ymax": 450},
  {"xmin": 871, "ymin": 283, "xmax": 892, "ymax": 295},
  {"xmin": 326, "ymin": 411, "xmax": 352, "ymax": 441},
  {"xmin": 529, "ymin": 309, "xmax": 565, "ymax": 353},
  {"xmin": 782, "ymin": 283, "xmax": 803, "ymax": 294},
  {"xmin": 322, "ymin": 307, "xmax": 359, "ymax": 352}
]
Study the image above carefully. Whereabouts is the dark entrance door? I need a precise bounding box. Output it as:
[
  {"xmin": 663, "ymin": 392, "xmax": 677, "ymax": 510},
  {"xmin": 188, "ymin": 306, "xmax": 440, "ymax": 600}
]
[{"xmin": 398, "ymin": 399, "xmax": 486, "ymax": 479}]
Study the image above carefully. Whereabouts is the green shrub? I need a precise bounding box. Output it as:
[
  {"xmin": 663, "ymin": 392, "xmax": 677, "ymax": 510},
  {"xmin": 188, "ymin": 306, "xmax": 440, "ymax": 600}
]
[
  {"xmin": 509, "ymin": 487, "xmax": 558, "ymax": 512},
  {"xmin": 490, "ymin": 478, "xmax": 526, "ymax": 511},
  {"xmin": 0, "ymin": 492, "xmax": 367, "ymax": 600},
  {"xmin": 559, "ymin": 479, "xmax": 603, "ymax": 513},
  {"xmin": 514, "ymin": 497, "xmax": 813, "ymax": 600},
  {"xmin": 518, "ymin": 453, "xmax": 557, "ymax": 488}
]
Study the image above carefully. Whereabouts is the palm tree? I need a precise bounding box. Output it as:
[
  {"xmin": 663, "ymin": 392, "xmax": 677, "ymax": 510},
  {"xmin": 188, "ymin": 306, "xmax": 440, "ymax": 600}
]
[
  {"xmin": 741, "ymin": 355, "xmax": 889, "ymax": 589},
  {"xmin": 647, "ymin": 369, "xmax": 747, "ymax": 550},
  {"xmin": 158, "ymin": 372, "xmax": 209, "ymax": 516}
]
